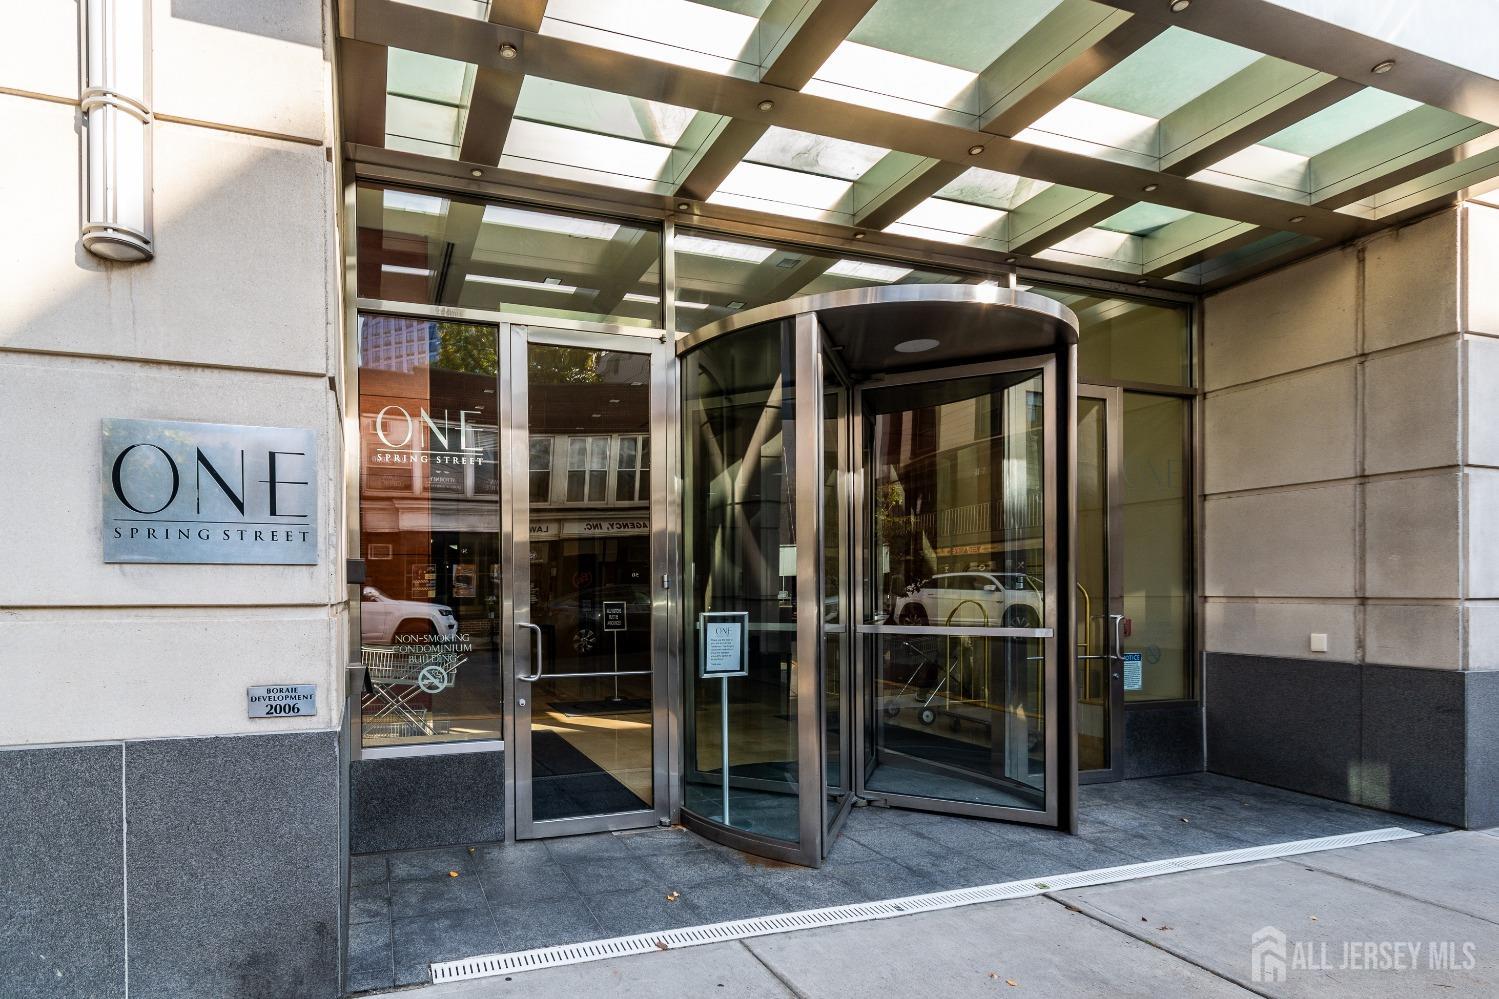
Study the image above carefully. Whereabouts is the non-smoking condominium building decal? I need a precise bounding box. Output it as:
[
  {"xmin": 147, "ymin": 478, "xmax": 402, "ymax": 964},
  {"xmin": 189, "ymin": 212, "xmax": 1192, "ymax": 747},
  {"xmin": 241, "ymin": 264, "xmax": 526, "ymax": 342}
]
[{"xmin": 101, "ymin": 418, "xmax": 318, "ymax": 564}]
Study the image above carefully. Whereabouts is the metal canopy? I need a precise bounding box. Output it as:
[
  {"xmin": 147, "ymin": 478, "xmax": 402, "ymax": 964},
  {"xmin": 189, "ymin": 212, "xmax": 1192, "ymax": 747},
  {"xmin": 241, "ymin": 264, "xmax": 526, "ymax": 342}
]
[{"xmin": 337, "ymin": 0, "xmax": 1499, "ymax": 294}]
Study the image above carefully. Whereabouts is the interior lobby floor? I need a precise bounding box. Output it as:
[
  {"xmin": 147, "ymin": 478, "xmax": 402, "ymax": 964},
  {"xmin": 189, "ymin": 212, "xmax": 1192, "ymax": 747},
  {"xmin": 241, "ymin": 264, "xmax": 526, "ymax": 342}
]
[{"xmin": 346, "ymin": 773, "xmax": 1450, "ymax": 993}]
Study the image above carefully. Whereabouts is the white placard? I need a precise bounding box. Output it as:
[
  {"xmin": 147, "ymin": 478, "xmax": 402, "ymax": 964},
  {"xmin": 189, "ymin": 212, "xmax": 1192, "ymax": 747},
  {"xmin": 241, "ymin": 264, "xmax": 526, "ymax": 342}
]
[
  {"xmin": 699, "ymin": 611, "xmax": 748, "ymax": 677},
  {"xmin": 1122, "ymin": 652, "xmax": 1143, "ymax": 692}
]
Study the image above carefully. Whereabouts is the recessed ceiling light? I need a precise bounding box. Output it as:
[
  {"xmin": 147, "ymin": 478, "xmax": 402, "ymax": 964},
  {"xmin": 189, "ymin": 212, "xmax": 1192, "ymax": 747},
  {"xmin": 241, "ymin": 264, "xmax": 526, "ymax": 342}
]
[
  {"xmin": 1169, "ymin": 0, "xmax": 1191, "ymax": 11},
  {"xmin": 1143, "ymin": 183, "xmax": 1159, "ymax": 192},
  {"xmin": 498, "ymin": 42, "xmax": 518, "ymax": 59},
  {"xmin": 1289, "ymin": 215, "xmax": 1306, "ymax": 223},
  {"xmin": 852, "ymin": 231, "xmax": 865, "ymax": 239},
  {"xmin": 1372, "ymin": 59, "xmax": 1396, "ymax": 74},
  {"xmin": 894, "ymin": 338, "xmax": 940, "ymax": 353},
  {"xmin": 1005, "ymin": 257, "xmax": 1017, "ymax": 264},
  {"xmin": 968, "ymin": 145, "xmax": 985, "ymax": 156},
  {"xmin": 1136, "ymin": 279, "xmax": 1149, "ymax": 285},
  {"xmin": 757, "ymin": 99, "xmax": 775, "ymax": 112},
  {"xmin": 676, "ymin": 202, "xmax": 690, "ymax": 211}
]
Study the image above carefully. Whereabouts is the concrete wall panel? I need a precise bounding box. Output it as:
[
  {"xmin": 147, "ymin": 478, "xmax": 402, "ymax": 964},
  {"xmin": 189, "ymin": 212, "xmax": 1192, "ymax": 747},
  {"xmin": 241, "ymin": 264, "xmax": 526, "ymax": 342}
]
[
  {"xmin": 1466, "ymin": 469, "xmax": 1499, "ymax": 599},
  {"xmin": 1204, "ymin": 484, "xmax": 1356, "ymax": 598},
  {"xmin": 1364, "ymin": 602, "xmax": 1462, "ymax": 669},
  {"xmin": 0, "ymin": 99, "xmax": 333, "ymax": 375},
  {"xmin": 1363, "ymin": 336, "xmax": 1461, "ymax": 475},
  {"xmin": 1364, "ymin": 212, "xmax": 1460, "ymax": 353},
  {"xmin": 1203, "ymin": 246, "xmax": 1357, "ymax": 390},
  {"xmin": 0, "ymin": 352, "xmax": 338, "ymax": 608},
  {"xmin": 152, "ymin": 0, "xmax": 329, "ymax": 141},
  {"xmin": 0, "ymin": 0, "xmax": 79, "ymax": 98},
  {"xmin": 1364, "ymin": 471, "xmax": 1462, "ymax": 599},
  {"xmin": 1204, "ymin": 362, "xmax": 1356, "ymax": 494},
  {"xmin": 1467, "ymin": 335, "xmax": 1499, "ymax": 469},
  {"xmin": 0, "ymin": 608, "xmax": 341, "ymax": 745},
  {"xmin": 1205, "ymin": 599, "xmax": 1357, "ymax": 660}
]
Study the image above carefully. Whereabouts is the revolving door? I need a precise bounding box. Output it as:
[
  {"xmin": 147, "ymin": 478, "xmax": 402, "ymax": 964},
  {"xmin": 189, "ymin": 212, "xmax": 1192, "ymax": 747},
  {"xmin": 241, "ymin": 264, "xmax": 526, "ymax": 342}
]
[{"xmin": 678, "ymin": 286, "xmax": 1080, "ymax": 867}]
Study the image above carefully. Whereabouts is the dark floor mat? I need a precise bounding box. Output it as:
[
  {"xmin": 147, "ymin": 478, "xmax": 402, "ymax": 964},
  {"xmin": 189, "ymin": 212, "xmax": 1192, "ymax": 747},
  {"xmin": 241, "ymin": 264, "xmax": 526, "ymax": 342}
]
[{"xmin": 530, "ymin": 730, "xmax": 649, "ymax": 822}]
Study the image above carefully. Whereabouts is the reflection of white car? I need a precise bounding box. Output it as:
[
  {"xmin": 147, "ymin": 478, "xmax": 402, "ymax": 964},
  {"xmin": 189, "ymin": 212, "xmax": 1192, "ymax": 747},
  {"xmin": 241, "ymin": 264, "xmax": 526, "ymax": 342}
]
[
  {"xmin": 893, "ymin": 572, "xmax": 1042, "ymax": 628},
  {"xmin": 360, "ymin": 586, "xmax": 458, "ymax": 643}
]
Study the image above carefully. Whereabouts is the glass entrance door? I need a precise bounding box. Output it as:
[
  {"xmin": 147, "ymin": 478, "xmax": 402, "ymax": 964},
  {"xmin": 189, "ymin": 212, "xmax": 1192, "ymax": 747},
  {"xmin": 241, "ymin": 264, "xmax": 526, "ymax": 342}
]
[
  {"xmin": 509, "ymin": 326, "xmax": 671, "ymax": 837},
  {"xmin": 855, "ymin": 360, "xmax": 1059, "ymax": 823},
  {"xmin": 1077, "ymin": 386, "xmax": 1125, "ymax": 780}
]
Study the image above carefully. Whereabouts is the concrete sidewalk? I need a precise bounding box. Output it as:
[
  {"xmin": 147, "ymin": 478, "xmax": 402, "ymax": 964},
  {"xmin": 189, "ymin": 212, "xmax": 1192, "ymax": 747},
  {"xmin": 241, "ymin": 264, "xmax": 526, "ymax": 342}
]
[{"xmin": 395, "ymin": 830, "xmax": 1499, "ymax": 998}]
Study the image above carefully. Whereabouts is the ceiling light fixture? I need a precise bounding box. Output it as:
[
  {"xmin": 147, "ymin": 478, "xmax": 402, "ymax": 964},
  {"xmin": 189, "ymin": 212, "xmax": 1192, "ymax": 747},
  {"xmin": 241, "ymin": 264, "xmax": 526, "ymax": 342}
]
[
  {"xmin": 968, "ymin": 145, "xmax": 985, "ymax": 156},
  {"xmin": 676, "ymin": 202, "xmax": 690, "ymax": 211},
  {"xmin": 852, "ymin": 231, "xmax": 865, "ymax": 239},
  {"xmin": 469, "ymin": 169, "xmax": 482, "ymax": 178},
  {"xmin": 498, "ymin": 42, "xmax": 518, "ymax": 59},
  {"xmin": 1169, "ymin": 0, "xmax": 1191, "ymax": 11},
  {"xmin": 894, "ymin": 338, "xmax": 940, "ymax": 353},
  {"xmin": 757, "ymin": 99, "xmax": 775, "ymax": 112},
  {"xmin": 1005, "ymin": 257, "xmax": 1017, "ymax": 264},
  {"xmin": 1372, "ymin": 59, "xmax": 1396, "ymax": 74},
  {"xmin": 1143, "ymin": 183, "xmax": 1159, "ymax": 192},
  {"xmin": 1136, "ymin": 278, "xmax": 1149, "ymax": 285},
  {"xmin": 1289, "ymin": 215, "xmax": 1306, "ymax": 223}
]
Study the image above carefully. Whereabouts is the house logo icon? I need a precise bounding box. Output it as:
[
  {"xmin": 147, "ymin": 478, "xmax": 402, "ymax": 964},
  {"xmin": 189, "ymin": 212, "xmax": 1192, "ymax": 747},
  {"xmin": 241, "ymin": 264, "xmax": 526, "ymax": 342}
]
[{"xmin": 1251, "ymin": 926, "xmax": 1288, "ymax": 983}]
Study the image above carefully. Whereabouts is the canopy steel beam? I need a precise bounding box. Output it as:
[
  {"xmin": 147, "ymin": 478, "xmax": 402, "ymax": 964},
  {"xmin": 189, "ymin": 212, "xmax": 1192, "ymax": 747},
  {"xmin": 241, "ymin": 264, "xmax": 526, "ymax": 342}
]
[
  {"xmin": 338, "ymin": 37, "xmax": 388, "ymax": 147},
  {"xmin": 455, "ymin": 0, "xmax": 545, "ymax": 165},
  {"xmin": 673, "ymin": 0, "xmax": 877, "ymax": 200},
  {"xmin": 338, "ymin": 0, "xmax": 1375, "ymax": 245},
  {"xmin": 1090, "ymin": 0, "xmax": 1499, "ymax": 128}
]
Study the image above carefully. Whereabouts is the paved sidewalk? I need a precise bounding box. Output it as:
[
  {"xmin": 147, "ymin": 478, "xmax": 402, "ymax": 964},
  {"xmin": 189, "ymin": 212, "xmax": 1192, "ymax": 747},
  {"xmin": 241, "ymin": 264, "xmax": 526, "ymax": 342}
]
[{"xmin": 386, "ymin": 829, "xmax": 1499, "ymax": 998}]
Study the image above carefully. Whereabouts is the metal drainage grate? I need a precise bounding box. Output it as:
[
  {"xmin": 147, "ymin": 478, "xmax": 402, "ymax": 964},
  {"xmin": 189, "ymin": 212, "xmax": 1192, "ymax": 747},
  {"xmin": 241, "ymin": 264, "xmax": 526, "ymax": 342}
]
[{"xmin": 430, "ymin": 826, "xmax": 1420, "ymax": 984}]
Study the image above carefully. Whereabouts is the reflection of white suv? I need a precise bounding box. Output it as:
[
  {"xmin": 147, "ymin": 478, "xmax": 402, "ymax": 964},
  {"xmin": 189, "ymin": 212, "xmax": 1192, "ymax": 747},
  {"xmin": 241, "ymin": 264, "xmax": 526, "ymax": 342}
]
[
  {"xmin": 893, "ymin": 572, "xmax": 1042, "ymax": 628},
  {"xmin": 360, "ymin": 586, "xmax": 458, "ymax": 643}
]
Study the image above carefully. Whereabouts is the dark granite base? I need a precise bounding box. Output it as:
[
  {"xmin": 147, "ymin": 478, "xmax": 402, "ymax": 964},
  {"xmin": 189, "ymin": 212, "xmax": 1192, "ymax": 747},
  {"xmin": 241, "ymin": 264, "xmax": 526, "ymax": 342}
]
[
  {"xmin": 1206, "ymin": 653, "xmax": 1499, "ymax": 827},
  {"xmin": 1123, "ymin": 703, "xmax": 1203, "ymax": 779},
  {"xmin": 126, "ymin": 731, "xmax": 342, "ymax": 999},
  {"xmin": 350, "ymin": 750, "xmax": 504, "ymax": 854},
  {"xmin": 0, "ymin": 743, "xmax": 126, "ymax": 999}
]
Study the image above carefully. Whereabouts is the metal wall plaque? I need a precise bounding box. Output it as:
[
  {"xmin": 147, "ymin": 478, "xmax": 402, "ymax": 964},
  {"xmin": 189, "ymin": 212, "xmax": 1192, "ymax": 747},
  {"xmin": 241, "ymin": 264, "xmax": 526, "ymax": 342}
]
[
  {"xmin": 603, "ymin": 601, "xmax": 627, "ymax": 632},
  {"xmin": 101, "ymin": 418, "xmax": 318, "ymax": 564},
  {"xmin": 247, "ymin": 684, "xmax": 317, "ymax": 718}
]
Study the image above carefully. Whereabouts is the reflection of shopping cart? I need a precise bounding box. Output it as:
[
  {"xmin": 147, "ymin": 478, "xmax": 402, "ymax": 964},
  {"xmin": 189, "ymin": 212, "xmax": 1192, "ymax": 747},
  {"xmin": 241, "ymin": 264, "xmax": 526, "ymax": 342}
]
[{"xmin": 360, "ymin": 645, "xmax": 463, "ymax": 739}]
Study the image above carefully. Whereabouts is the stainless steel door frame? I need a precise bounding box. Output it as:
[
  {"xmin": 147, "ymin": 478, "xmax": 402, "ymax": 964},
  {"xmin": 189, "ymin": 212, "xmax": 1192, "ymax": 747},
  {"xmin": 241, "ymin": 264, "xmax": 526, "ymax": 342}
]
[
  {"xmin": 850, "ymin": 355, "xmax": 1061, "ymax": 828},
  {"xmin": 508, "ymin": 324, "xmax": 676, "ymax": 839},
  {"xmin": 1077, "ymin": 384, "xmax": 1125, "ymax": 785},
  {"xmin": 820, "ymin": 327, "xmax": 856, "ymax": 853}
]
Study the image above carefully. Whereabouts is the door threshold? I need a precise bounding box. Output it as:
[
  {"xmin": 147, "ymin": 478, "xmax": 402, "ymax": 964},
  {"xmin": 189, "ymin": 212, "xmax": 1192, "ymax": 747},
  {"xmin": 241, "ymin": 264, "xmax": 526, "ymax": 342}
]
[{"xmin": 429, "ymin": 826, "xmax": 1420, "ymax": 985}]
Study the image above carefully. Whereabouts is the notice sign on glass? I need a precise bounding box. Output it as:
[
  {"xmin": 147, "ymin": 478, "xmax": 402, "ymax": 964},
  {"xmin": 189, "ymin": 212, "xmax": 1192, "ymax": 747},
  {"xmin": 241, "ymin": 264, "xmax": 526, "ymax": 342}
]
[
  {"xmin": 699, "ymin": 611, "xmax": 748, "ymax": 678},
  {"xmin": 603, "ymin": 601, "xmax": 627, "ymax": 632},
  {"xmin": 101, "ymin": 418, "xmax": 317, "ymax": 564},
  {"xmin": 1122, "ymin": 652, "xmax": 1143, "ymax": 692}
]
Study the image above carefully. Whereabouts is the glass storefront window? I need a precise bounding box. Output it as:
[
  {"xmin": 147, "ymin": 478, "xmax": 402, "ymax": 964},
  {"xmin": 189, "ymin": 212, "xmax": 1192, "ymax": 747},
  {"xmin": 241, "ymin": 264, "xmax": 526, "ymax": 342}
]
[
  {"xmin": 1122, "ymin": 392, "xmax": 1191, "ymax": 701},
  {"xmin": 673, "ymin": 228, "xmax": 969, "ymax": 332},
  {"xmin": 1031, "ymin": 284, "xmax": 1191, "ymax": 387},
  {"xmin": 356, "ymin": 184, "xmax": 662, "ymax": 328},
  {"xmin": 357, "ymin": 314, "xmax": 503, "ymax": 748}
]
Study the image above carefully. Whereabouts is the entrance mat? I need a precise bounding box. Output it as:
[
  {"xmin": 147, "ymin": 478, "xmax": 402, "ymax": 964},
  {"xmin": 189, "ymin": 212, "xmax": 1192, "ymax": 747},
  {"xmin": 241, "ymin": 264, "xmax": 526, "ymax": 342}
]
[
  {"xmin": 431, "ymin": 826, "xmax": 1422, "ymax": 984},
  {"xmin": 530, "ymin": 730, "xmax": 648, "ymax": 822},
  {"xmin": 553, "ymin": 698, "xmax": 653, "ymax": 717}
]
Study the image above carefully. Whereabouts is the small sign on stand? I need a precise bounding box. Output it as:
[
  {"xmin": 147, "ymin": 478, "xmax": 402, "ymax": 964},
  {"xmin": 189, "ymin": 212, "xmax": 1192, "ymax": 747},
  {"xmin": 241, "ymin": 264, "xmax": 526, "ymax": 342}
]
[
  {"xmin": 698, "ymin": 611, "xmax": 748, "ymax": 824},
  {"xmin": 603, "ymin": 601, "xmax": 627, "ymax": 701}
]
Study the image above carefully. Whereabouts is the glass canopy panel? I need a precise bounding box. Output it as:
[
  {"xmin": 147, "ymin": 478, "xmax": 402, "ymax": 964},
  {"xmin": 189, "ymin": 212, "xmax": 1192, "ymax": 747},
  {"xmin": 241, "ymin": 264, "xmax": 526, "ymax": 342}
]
[
  {"xmin": 1095, "ymin": 203, "xmax": 1193, "ymax": 235},
  {"xmin": 541, "ymin": 0, "xmax": 773, "ymax": 79},
  {"xmin": 1190, "ymin": 87, "xmax": 1487, "ymax": 204},
  {"xmin": 501, "ymin": 78, "xmax": 726, "ymax": 193},
  {"xmin": 1021, "ymin": 28, "xmax": 1264, "ymax": 168},
  {"xmin": 935, "ymin": 168, "xmax": 1053, "ymax": 211},
  {"xmin": 672, "ymin": 229, "xmax": 966, "ymax": 332},
  {"xmin": 805, "ymin": 0, "xmax": 1067, "ymax": 123},
  {"xmin": 709, "ymin": 162, "xmax": 859, "ymax": 222},
  {"xmin": 384, "ymin": 48, "xmax": 477, "ymax": 159},
  {"xmin": 356, "ymin": 184, "xmax": 661, "ymax": 327},
  {"xmin": 884, "ymin": 198, "xmax": 1007, "ymax": 248}
]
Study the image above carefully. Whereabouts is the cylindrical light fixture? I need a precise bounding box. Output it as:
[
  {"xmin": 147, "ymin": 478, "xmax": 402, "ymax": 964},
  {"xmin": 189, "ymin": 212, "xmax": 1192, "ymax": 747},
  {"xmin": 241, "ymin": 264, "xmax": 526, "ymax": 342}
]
[{"xmin": 82, "ymin": 0, "xmax": 153, "ymax": 261}]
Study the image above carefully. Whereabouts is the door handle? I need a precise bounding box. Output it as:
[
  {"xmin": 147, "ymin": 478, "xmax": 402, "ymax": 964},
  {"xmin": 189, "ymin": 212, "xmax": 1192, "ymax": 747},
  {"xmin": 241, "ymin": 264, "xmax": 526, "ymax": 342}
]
[
  {"xmin": 517, "ymin": 622, "xmax": 543, "ymax": 682},
  {"xmin": 1108, "ymin": 613, "xmax": 1125, "ymax": 679}
]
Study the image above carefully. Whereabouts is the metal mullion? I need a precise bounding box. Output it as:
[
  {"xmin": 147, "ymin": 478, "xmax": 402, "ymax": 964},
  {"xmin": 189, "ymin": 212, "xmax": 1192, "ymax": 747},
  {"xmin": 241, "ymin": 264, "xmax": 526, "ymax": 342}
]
[
  {"xmin": 1009, "ymin": 192, "xmax": 1133, "ymax": 258},
  {"xmin": 793, "ymin": 311, "xmax": 826, "ymax": 866},
  {"xmin": 339, "ymin": 0, "xmax": 1376, "ymax": 244},
  {"xmin": 1142, "ymin": 215, "xmax": 1262, "ymax": 278}
]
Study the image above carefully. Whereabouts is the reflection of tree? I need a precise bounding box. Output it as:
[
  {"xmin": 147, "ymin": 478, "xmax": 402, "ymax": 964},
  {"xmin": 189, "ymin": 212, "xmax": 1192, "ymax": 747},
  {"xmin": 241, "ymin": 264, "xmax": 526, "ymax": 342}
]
[
  {"xmin": 530, "ymin": 345, "xmax": 603, "ymax": 384},
  {"xmin": 435, "ymin": 324, "xmax": 497, "ymax": 375},
  {"xmin": 876, "ymin": 481, "xmax": 929, "ymax": 597}
]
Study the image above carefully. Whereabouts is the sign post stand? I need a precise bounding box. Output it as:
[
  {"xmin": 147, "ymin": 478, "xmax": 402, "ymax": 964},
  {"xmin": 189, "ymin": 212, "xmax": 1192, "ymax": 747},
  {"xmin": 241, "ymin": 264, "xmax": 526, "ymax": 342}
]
[
  {"xmin": 603, "ymin": 601, "xmax": 627, "ymax": 702},
  {"xmin": 699, "ymin": 611, "xmax": 749, "ymax": 826}
]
